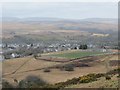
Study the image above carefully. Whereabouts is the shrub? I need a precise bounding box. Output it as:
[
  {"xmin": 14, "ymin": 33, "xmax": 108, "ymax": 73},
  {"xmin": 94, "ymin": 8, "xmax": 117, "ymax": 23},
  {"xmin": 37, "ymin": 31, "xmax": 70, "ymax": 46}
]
[
  {"xmin": 64, "ymin": 66, "xmax": 74, "ymax": 71},
  {"xmin": 95, "ymin": 73, "xmax": 105, "ymax": 78},
  {"xmin": 64, "ymin": 64, "xmax": 74, "ymax": 71},
  {"xmin": 75, "ymin": 63, "xmax": 89, "ymax": 67},
  {"xmin": 107, "ymin": 68, "xmax": 120, "ymax": 75},
  {"xmin": 43, "ymin": 69, "xmax": 51, "ymax": 72},
  {"xmin": 87, "ymin": 74, "xmax": 96, "ymax": 78},
  {"xmin": 79, "ymin": 75, "xmax": 97, "ymax": 83},
  {"xmin": 2, "ymin": 79, "xmax": 13, "ymax": 88},
  {"xmin": 117, "ymin": 75, "xmax": 120, "ymax": 78},
  {"xmin": 58, "ymin": 64, "xmax": 74, "ymax": 71},
  {"xmin": 47, "ymin": 73, "xmax": 106, "ymax": 89},
  {"xmin": 105, "ymin": 75, "xmax": 111, "ymax": 80},
  {"xmin": 18, "ymin": 75, "xmax": 47, "ymax": 88},
  {"xmin": 65, "ymin": 78, "xmax": 80, "ymax": 85},
  {"xmin": 54, "ymin": 82, "xmax": 66, "ymax": 89}
]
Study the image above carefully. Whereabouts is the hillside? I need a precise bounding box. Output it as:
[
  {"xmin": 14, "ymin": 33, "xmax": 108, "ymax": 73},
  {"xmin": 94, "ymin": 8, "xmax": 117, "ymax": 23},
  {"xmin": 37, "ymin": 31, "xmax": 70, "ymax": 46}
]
[
  {"xmin": 2, "ymin": 53, "xmax": 119, "ymax": 87},
  {"xmin": 66, "ymin": 74, "xmax": 119, "ymax": 88}
]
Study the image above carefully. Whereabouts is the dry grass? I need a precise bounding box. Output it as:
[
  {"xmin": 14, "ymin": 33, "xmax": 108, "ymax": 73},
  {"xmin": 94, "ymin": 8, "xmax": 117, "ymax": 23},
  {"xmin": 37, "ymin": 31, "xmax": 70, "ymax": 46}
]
[
  {"xmin": 2, "ymin": 54, "xmax": 119, "ymax": 85},
  {"xmin": 3, "ymin": 56, "xmax": 61, "ymax": 75}
]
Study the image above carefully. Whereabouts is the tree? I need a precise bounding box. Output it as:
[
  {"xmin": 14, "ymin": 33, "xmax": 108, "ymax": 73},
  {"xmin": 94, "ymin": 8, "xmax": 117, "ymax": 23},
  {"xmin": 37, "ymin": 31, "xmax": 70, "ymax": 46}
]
[
  {"xmin": 79, "ymin": 44, "xmax": 88, "ymax": 50},
  {"xmin": 74, "ymin": 47, "xmax": 77, "ymax": 50},
  {"xmin": 18, "ymin": 75, "xmax": 47, "ymax": 88}
]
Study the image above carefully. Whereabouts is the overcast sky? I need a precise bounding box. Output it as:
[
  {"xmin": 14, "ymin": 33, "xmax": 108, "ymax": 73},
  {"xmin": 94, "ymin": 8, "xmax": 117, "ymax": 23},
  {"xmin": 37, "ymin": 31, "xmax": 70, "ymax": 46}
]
[{"xmin": 1, "ymin": 2, "xmax": 118, "ymax": 19}]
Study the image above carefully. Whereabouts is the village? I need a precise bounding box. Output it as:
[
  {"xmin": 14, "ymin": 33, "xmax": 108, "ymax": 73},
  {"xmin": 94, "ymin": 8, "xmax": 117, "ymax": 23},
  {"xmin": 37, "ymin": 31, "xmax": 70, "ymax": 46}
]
[{"xmin": 0, "ymin": 40, "xmax": 118, "ymax": 60}]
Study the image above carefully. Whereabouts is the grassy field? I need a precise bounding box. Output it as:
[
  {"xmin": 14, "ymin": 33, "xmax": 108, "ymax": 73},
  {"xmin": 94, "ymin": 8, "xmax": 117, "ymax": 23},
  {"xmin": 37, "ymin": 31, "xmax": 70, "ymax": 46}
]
[{"xmin": 44, "ymin": 50, "xmax": 105, "ymax": 59}]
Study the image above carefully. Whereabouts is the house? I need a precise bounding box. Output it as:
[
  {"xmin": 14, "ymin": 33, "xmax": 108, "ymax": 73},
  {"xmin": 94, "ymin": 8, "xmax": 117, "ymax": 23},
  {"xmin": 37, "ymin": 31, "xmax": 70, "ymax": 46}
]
[
  {"xmin": 11, "ymin": 53, "xmax": 20, "ymax": 58},
  {"xmin": 102, "ymin": 49, "xmax": 107, "ymax": 52},
  {"xmin": 0, "ymin": 55, "xmax": 4, "ymax": 61},
  {"xmin": 0, "ymin": 44, "xmax": 2, "ymax": 48},
  {"xmin": 55, "ymin": 48, "xmax": 59, "ymax": 51}
]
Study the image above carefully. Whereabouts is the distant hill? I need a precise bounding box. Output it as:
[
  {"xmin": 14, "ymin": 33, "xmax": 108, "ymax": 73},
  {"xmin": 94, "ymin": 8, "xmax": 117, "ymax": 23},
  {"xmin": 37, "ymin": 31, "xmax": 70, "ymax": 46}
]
[
  {"xmin": 2, "ymin": 17, "xmax": 117, "ymax": 33},
  {"xmin": 1, "ymin": 17, "xmax": 118, "ymax": 45},
  {"xmin": 2, "ymin": 17, "xmax": 117, "ymax": 23},
  {"xmin": 81, "ymin": 18, "xmax": 117, "ymax": 24}
]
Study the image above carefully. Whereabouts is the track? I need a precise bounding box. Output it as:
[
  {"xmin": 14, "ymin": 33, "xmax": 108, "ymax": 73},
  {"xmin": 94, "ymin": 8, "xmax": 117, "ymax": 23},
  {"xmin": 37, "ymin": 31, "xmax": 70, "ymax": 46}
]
[{"xmin": 3, "ymin": 58, "xmax": 32, "ymax": 76}]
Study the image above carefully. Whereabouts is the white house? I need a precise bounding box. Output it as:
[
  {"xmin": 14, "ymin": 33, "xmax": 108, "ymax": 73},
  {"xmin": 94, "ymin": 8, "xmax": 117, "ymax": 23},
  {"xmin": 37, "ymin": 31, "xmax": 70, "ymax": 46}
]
[
  {"xmin": 11, "ymin": 53, "xmax": 20, "ymax": 58},
  {"xmin": 0, "ymin": 55, "xmax": 4, "ymax": 61},
  {"xmin": 101, "ymin": 49, "xmax": 107, "ymax": 52}
]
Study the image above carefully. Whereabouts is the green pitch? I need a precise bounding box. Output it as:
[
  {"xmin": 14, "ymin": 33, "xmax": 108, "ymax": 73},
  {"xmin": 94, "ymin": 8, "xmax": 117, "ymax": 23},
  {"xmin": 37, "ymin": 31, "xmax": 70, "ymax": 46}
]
[{"xmin": 46, "ymin": 50, "xmax": 104, "ymax": 59}]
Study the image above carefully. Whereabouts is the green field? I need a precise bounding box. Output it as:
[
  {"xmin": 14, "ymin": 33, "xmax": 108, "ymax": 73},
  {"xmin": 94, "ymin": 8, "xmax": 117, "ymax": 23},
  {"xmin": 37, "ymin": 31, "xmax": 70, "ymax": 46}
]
[{"xmin": 45, "ymin": 50, "xmax": 105, "ymax": 59}]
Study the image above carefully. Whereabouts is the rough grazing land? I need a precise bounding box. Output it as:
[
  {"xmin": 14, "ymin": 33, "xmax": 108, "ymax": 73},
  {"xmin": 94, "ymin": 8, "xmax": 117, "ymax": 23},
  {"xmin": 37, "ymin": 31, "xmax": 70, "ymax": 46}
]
[{"xmin": 2, "ymin": 54, "xmax": 119, "ymax": 86}]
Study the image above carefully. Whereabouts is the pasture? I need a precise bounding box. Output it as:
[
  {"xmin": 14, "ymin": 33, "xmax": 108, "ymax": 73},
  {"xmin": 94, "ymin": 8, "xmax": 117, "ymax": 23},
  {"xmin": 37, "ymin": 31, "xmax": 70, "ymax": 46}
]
[{"xmin": 43, "ymin": 50, "xmax": 105, "ymax": 59}]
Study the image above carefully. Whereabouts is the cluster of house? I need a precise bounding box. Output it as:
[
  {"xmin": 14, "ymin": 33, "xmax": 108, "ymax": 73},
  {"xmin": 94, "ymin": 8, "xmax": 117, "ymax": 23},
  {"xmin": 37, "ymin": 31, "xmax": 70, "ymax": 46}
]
[{"xmin": 0, "ymin": 42, "xmax": 117, "ymax": 60}]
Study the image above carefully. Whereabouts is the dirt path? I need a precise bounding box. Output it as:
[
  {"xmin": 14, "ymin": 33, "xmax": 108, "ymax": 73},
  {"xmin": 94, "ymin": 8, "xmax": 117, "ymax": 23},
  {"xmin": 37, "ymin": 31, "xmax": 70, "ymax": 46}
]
[{"xmin": 3, "ymin": 58, "xmax": 31, "ymax": 76}]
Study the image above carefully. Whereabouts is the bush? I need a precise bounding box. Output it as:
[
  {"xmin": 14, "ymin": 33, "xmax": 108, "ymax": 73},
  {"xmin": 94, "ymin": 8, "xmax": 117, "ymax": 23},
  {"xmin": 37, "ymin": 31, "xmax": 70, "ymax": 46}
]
[
  {"xmin": 54, "ymin": 82, "xmax": 66, "ymax": 89},
  {"xmin": 43, "ymin": 69, "xmax": 51, "ymax": 72},
  {"xmin": 64, "ymin": 64, "xmax": 74, "ymax": 71},
  {"xmin": 75, "ymin": 63, "xmax": 89, "ymax": 67},
  {"xmin": 65, "ymin": 78, "xmax": 80, "ymax": 85},
  {"xmin": 117, "ymin": 75, "xmax": 120, "ymax": 78},
  {"xmin": 95, "ymin": 73, "xmax": 105, "ymax": 78},
  {"xmin": 64, "ymin": 66, "xmax": 74, "ymax": 71},
  {"xmin": 79, "ymin": 74, "xmax": 97, "ymax": 83},
  {"xmin": 43, "ymin": 73, "xmax": 106, "ymax": 89},
  {"xmin": 18, "ymin": 76, "xmax": 47, "ymax": 88},
  {"xmin": 107, "ymin": 68, "xmax": 120, "ymax": 75},
  {"xmin": 87, "ymin": 74, "xmax": 96, "ymax": 78},
  {"xmin": 2, "ymin": 79, "xmax": 13, "ymax": 88},
  {"xmin": 105, "ymin": 75, "xmax": 111, "ymax": 80},
  {"xmin": 58, "ymin": 64, "xmax": 74, "ymax": 71}
]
